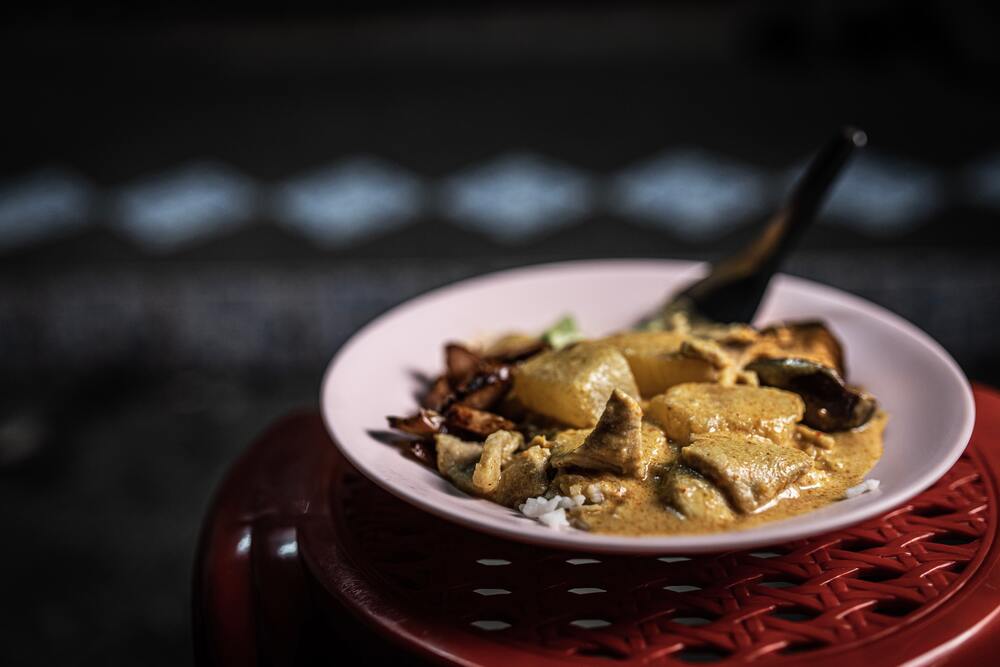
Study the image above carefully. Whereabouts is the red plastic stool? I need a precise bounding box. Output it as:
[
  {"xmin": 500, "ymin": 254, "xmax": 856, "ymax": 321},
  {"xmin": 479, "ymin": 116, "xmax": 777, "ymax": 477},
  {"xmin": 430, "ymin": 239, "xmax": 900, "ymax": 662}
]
[{"xmin": 193, "ymin": 386, "xmax": 1000, "ymax": 666}]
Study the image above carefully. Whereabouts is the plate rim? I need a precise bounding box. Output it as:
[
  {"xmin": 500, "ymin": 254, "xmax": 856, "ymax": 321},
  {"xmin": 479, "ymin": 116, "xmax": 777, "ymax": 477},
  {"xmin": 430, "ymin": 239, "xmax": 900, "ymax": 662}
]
[{"xmin": 320, "ymin": 258, "xmax": 976, "ymax": 554}]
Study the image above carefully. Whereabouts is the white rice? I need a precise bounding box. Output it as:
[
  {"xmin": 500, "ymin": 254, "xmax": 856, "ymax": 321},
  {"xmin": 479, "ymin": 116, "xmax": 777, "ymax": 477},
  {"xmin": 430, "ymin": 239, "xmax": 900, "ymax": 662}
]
[
  {"xmin": 585, "ymin": 484, "xmax": 605, "ymax": 504},
  {"xmin": 519, "ymin": 494, "xmax": 587, "ymax": 528},
  {"xmin": 538, "ymin": 508, "xmax": 570, "ymax": 528},
  {"xmin": 845, "ymin": 478, "xmax": 881, "ymax": 499}
]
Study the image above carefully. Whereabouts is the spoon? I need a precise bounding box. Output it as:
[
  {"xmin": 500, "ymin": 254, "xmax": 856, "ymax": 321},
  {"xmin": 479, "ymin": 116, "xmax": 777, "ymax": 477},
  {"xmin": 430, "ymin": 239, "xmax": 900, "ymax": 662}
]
[{"xmin": 660, "ymin": 126, "xmax": 867, "ymax": 325}]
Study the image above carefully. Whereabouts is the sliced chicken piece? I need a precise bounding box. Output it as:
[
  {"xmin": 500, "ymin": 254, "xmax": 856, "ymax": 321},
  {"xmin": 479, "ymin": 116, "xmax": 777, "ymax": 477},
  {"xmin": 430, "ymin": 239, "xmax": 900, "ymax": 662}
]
[
  {"xmin": 472, "ymin": 430, "xmax": 524, "ymax": 494},
  {"xmin": 646, "ymin": 383, "xmax": 804, "ymax": 446},
  {"xmin": 549, "ymin": 389, "xmax": 665, "ymax": 479},
  {"xmin": 662, "ymin": 465, "xmax": 734, "ymax": 523},
  {"xmin": 680, "ymin": 432, "xmax": 812, "ymax": 513},
  {"xmin": 491, "ymin": 445, "xmax": 552, "ymax": 507},
  {"xmin": 434, "ymin": 433, "xmax": 483, "ymax": 494}
]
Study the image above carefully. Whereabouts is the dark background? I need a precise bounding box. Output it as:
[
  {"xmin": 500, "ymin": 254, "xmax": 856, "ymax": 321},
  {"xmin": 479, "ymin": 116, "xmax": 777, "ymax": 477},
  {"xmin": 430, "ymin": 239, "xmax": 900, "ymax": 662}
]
[{"xmin": 2, "ymin": 2, "xmax": 999, "ymax": 665}]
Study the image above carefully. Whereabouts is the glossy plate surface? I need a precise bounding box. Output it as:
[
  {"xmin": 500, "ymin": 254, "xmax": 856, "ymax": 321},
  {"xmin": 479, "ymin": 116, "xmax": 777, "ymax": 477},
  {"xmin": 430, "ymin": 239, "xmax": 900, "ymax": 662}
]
[{"xmin": 321, "ymin": 260, "xmax": 975, "ymax": 553}]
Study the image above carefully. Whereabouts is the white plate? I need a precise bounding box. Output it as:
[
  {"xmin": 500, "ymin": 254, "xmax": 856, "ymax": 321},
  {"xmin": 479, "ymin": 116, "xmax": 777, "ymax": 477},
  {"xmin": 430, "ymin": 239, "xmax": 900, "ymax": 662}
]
[{"xmin": 321, "ymin": 260, "xmax": 975, "ymax": 554}]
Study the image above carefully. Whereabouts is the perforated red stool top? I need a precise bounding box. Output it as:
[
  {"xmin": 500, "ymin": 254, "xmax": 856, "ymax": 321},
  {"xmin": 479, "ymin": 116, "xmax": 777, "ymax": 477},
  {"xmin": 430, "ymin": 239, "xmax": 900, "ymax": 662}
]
[{"xmin": 193, "ymin": 386, "xmax": 1000, "ymax": 666}]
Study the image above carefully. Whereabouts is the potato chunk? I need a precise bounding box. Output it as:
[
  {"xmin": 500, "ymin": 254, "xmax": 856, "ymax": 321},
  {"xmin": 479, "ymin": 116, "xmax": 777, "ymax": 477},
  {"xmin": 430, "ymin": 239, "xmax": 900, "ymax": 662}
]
[
  {"xmin": 600, "ymin": 331, "xmax": 716, "ymax": 397},
  {"xmin": 437, "ymin": 432, "xmax": 548, "ymax": 506},
  {"xmin": 680, "ymin": 433, "xmax": 811, "ymax": 512},
  {"xmin": 646, "ymin": 383, "xmax": 804, "ymax": 446},
  {"xmin": 662, "ymin": 465, "xmax": 734, "ymax": 523},
  {"xmin": 512, "ymin": 343, "xmax": 639, "ymax": 427}
]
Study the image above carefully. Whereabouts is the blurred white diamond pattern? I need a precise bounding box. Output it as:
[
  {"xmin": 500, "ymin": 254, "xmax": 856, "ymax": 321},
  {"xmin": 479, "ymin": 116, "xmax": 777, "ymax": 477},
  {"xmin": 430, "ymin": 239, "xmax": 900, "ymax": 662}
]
[
  {"xmin": 440, "ymin": 153, "xmax": 590, "ymax": 242},
  {"xmin": 818, "ymin": 153, "xmax": 941, "ymax": 235},
  {"xmin": 0, "ymin": 168, "xmax": 93, "ymax": 249},
  {"xmin": 610, "ymin": 150, "xmax": 769, "ymax": 241},
  {"xmin": 272, "ymin": 157, "xmax": 422, "ymax": 245},
  {"xmin": 115, "ymin": 162, "xmax": 256, "ymax": 250},
  {"xmin": 964, "ymin": 152, "xmax": 1000, "ymax": 209}
]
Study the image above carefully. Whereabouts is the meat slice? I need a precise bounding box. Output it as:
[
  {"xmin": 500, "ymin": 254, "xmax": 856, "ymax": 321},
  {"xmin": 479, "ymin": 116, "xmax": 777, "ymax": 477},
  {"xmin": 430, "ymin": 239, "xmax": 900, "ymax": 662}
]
[
  {"xmin": 491, "ymin": 446, "xmax": 552, "ymax": 507},
  {"xmin": 646, "ymin": 383, "xmax": 804, "ymax": 446},
  {"xmin": 472, "ymin": 430, "xmax": 523, "ymax": 494},
  {"xmin": 680, "ymin": 433, "xmax": 811, "ymax": 513},
  {"xmin": 549, "ymin": 389, "xmax": 664, "ymax": 479},
  {"xmin": 434, "ymin": 433, "xmax": 483, "ymax": 494},
  {"xmin": 662, "ymin": 465, "xmax": 734, "ymax": 523}
]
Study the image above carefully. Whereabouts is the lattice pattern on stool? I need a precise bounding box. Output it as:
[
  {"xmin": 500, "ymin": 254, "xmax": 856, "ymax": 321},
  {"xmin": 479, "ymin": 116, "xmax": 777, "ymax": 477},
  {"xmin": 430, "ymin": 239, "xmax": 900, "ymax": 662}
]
[{"xmin": 333, "ymin": 453, "xmax": 991, "ymax": 664}]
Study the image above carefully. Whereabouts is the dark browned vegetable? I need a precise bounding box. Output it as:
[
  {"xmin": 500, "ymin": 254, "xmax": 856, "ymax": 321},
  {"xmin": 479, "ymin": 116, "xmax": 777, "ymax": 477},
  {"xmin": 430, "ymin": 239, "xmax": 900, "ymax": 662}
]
[
  {"xmin": 407, "ymin": 439, "xmax": 436, "ymax": 466},
  {"xmin": 454, "ymin": 364, "xmax": 511, "ymax": 410},
  {"xmin": 745, "ymin": 357, "xmax": 877, "ymax": 431},
  {"xmin": 445, "ymin": 404, "xmax": 516, "ymax": 438},
  {"xmin": 421, "ymin": 375, "xmax": 454, "ymax": 411},
  {"xmin": 756, "ymin": 321, "xmax": 846, "ymax": 376},
  {"xmin": 445, "ymin": 343, "xmax": 483, "ymax": 385},
  {"xmin": 387, "ymin": 409, "xmax": 446, "ymax": 437}
]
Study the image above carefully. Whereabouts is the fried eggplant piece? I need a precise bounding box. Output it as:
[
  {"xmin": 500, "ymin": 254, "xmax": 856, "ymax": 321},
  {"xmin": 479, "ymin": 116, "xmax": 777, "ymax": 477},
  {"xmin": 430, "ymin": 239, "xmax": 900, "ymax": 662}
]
[
  {"xmin": 445, "ymin": 404, "xmax": 516, "ymax": 438},
  {"xmin": 421, "ymin": 376, "xmax": 454, "ymax": 411},
  {"xmin": 454, "ymin": 365, "xmax": 511, "ymax": 410},
  {"xmin": 445, "ymin": 343, "xmax": 484, "ymax": 385},
  {"xmin": 387, "ymin": 409, "xmax": 446, "ymax": 437},
  {"xmin": 746, "ymin": 357, "xmax": 877, "ymax": 431},
  {"xmin": 407, "ymin": 439, "xmax": 436, "ymax": 466},
  {"xmin": 752, "ymin": 321, "xmax": 846, "ymax": 376}
]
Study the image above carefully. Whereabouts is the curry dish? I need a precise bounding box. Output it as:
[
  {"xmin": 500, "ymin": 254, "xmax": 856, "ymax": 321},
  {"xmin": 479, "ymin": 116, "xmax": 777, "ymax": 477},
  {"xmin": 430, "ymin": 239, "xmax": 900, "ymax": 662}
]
[{"xmin": 387, "ymin": 314, "xmax": 884, "ymax": 535}]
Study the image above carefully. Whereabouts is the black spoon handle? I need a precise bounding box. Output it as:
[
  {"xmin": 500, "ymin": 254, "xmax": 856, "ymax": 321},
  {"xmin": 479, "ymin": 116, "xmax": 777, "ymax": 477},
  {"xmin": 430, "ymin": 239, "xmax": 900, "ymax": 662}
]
[{"xmin": 673, "ymin": 126, "xmax": 867, "ymax": 324}]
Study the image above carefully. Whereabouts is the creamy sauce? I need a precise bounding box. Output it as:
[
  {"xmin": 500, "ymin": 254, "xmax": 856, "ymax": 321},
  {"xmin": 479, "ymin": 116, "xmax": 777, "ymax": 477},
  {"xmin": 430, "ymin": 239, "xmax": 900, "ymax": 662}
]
[{"xmin": 570, "ymin": 411, "xmax": 887, "ymax": 535}]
